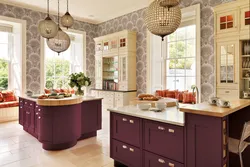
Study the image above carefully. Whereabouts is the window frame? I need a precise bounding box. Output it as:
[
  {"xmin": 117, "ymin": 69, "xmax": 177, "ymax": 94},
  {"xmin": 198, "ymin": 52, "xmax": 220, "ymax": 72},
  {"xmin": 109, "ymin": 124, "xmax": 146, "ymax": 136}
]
[
  {"xmin": 40, "ymin": 29, "xmax": 86, "ymax": 92},
  {"xmin": 147, "ymin": 4, "xmax": 201, "ymax": 101}
]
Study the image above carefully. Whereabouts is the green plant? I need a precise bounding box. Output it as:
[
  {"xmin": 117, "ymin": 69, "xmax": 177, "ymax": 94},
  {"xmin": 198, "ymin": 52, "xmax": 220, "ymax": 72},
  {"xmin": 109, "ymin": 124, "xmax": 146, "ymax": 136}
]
[{"xmin": 68, "ymin": 72, "xmax": 91, "ymax": 88}]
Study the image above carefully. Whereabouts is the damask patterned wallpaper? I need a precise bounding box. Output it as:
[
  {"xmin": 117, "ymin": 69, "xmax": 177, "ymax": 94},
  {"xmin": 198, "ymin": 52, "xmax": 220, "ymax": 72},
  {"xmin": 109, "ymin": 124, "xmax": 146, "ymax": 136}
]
[
  {"xmin": 0, "ymin": 0, "xmax": 235, "ymax": 101},
  {"xmin": 0, "ymin": 3, "xmax": 97, "ymax": 93},
  {"xmin": 97, "ymin": 0, "xmax": 235, "ymax": 101}
]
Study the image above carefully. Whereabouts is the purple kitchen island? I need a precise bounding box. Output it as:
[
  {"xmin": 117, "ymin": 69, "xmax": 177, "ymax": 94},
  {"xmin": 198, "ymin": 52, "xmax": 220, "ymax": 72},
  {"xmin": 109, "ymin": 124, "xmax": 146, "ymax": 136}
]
[
  {"xmin": 108, "ymin": 99, "xmax": 250, "ymax": 167},
  {"xmin": 19, "ymin": 96, "xmax": 102, "ymax": 150}
]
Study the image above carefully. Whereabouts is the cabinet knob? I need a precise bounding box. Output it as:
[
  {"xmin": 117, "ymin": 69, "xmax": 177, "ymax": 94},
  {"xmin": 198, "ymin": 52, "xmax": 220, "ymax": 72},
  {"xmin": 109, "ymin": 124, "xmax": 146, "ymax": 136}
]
[
  {"xmin": 122, "ymin": 118, "xmax": 127, "ymax": 122},
  {"xmin": 30, "ymin": 104, "xmax": 32, "ymax": 106},
  {"xmin": 20, "ymin": 107, "xmax": 22, "ymax": 109},
  {"xmin": 36, "ymin": 106, "xmax": 38, "ymax": 108},
  {"xmin": 36, "ymin": 112, "xmax": 39, "ymax": 115},
  {"xmin": 38, "ymin": 116, "xmax": 41, "ymax": 119},
  {"xmin": 26, "ymin": 112, "xmax": 30, "ymax": 114},
  {"xmin": 169, "ymin": 163, "xmax": 175, "ymax": 167},
  {"xmin": 129, "ymin": 148, "xmax": 134, "ymax": 152},
  {"xmin": 158, "ymin": 159, "xmax": 165, "ymax": 164},
  {"xmin": 158, "ymin": 126, "xmax": 165, "ymax": 131},
  {"xmin": 129, "ymin": 120, "xmax": 134, "ymax": 124},
  {"xmin": 168, "ymin": 129, "xmax": 175, "ymax": 133},
  {"xmin": 122, "ymin": 145, "xmax": 127, "ymax": 149},
  {"xmin": 38, "ymin": 109, "xmax": 41, "ymax": 111}
]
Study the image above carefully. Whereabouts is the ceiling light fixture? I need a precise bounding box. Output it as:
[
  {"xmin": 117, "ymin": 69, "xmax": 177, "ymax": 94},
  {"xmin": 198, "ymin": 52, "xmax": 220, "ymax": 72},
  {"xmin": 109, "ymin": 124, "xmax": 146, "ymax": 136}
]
[
  {"xmin": 47, "ymin": 0, "xmax": 71, "ymax": 54},
  {"xmin": 145, "ymin": 0, "xmax": 182, "ymax": 41},
  {"xmin": 38, "ymin": 0, "xmax": 58, "ymax": 39},
  {"xmin": 61, "ymin": 0, "xmax": 74, "ymax": 29}
]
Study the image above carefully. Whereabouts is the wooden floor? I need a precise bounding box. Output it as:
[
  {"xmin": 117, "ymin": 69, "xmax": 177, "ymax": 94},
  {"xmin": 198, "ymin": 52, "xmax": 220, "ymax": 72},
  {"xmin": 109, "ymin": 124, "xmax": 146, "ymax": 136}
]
[{"xmin": 0, "ymin": 110, "xmax": 114, "ymax": 167}]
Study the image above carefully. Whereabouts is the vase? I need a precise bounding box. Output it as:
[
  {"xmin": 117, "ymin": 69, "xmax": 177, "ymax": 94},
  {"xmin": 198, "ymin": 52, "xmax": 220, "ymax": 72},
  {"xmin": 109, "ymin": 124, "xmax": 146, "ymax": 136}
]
[{"xmin": 75, "ymin": 87, "xmax": 84, "ymax": 96}]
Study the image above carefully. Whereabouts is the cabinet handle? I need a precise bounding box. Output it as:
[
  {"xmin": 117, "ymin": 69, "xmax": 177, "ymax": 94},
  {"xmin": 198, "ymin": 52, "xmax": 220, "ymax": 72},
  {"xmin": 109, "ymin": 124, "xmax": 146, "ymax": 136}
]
[
  {"xmin": 169, "ymin": 163, "xmax": 175, "ymax": 167},
  {"xmin": 122, "ymin": 118, "xmax": 127, "ymax": 122},
  {"xmin": 26, "ymin": 112, "xmax": 30, "ymax": 114},
  {"xmin": 25, "ymin": 102, "xmax": 27, "ymax": 104},
  {"xmin": 36, "ymin": 112, "xmax": 39, "ymax": 115},
  {"xmin": 36, "ymin": 106, "xmax": 38, "ymax": 108},
  {"xmin": 225, "ymin": 91, "xmax": 230, "ymax": 93},
  {"xmin": 38, "ymin": 109, "xmax": 41, "ymax": 111},
  {"xmin": 129, "ymin": 120, "xmax": 134, "ymax": 124},
  {"xmin": 30, "ymin": 104, "xmax": 32, "ymax": 106},
  {"xmin": 168, "ymin": 129, "xmax": 175, "ymax": 133},
  {"xmin": 122, "ymin": 145, "xmax": 127, "ymax": 149},
  {"xmin": 158, "ymin": 159, "xmax": 165, "ymax": 164},
  {"xmin": 20, "ymin": 107, "xmax": 22, "ymax": 109},
  {"xmin": 129, "ymin": 148, "xmax": 134, "ymax": 152},
  {"xmin": 158, "ymin": 126, "xmax": 165, "ymax": 131},
  {"xmin": 38, "ymin": 116, "xmax": 41, "ymax": 119}
]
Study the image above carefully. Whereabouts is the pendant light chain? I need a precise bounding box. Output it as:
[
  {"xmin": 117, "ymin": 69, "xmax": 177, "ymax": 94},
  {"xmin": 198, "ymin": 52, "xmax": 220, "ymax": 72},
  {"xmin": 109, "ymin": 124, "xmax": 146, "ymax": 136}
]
[
  {"xmin": 47, "ymin": 0, "xmax": 49, "ymax": 16},
  {"xmin": 67, "ymin": 0, "xmax": 69, "ymax": 12},
  {"xmin": 57, "ymin": 0, "xmax": 60, "ymax": 26}
]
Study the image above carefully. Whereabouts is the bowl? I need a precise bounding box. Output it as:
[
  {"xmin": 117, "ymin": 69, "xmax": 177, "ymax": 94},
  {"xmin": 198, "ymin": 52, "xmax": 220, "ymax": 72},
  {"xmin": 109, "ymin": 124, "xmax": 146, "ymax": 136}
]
[
  {"xmin": 26, "ymin": 91, "xmax": 33, "ymax": 97},
  {"xmin": 137, "ymin": 103, "xmax": 151, "ymax": 110},
  {"xmin": 155, "ymin": 102, "xmax": 166, "ymax": 110},
  {"xmin": 208, "ymin": 97, "xmax": 219, "ymax": 105}
]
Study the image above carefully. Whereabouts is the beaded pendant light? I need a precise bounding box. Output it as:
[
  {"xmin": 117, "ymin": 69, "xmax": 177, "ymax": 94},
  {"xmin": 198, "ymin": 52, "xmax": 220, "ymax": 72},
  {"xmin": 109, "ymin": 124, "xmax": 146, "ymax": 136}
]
[
  {"xmin": 38, "ymin": 0, "xmax": 58, "ymax": 39},
  {"xmin": 47, "ymin": 0, "xmax": 71, "ymax": 54},
  {"xmin": 61, "ymin": 0, "xmax": 74, "ymax": 29},
  {"xmin": 145, "ymin": 0, "xmax": 181, "ymax": 41}
]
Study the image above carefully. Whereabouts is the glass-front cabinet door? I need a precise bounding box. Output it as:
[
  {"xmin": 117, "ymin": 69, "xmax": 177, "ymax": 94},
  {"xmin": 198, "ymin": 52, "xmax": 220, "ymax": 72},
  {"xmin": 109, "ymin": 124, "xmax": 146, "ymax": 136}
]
[
  {"xmin": 216, "ymin": 10, "xmax": 238, "ymax": 34},
  {"xmin": 95, "ymin": 56, "xmax": 103, "ymax": 89},
  {"xmin": 241, "ymin": 7, "xmax": 250, "ymax": 30},
  {"xmin": 217, "ymin": 41, "xmax": 239, "ymax": 88},
  {"xmin": 95, "ymin": 41, "xmax": 103, "ymax": 55},
  {"xmin": 119, "ymin": 54, "xmax": 127, "ymax": 83}
]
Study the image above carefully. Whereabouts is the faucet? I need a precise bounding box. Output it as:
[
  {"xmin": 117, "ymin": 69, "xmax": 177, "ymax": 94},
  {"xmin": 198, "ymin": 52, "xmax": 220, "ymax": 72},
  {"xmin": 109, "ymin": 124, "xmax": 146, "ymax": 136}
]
[{"xmin": 191, "ymin": 85, "xmax": 199, "ymax": 104}]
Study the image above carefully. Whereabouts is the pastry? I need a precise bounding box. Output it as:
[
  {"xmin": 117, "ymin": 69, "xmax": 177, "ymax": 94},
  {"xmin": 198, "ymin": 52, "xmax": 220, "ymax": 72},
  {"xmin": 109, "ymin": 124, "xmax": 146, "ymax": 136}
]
[{"xmin": 138, "ymin": 94, "xmax": 154, "ymax": 99}]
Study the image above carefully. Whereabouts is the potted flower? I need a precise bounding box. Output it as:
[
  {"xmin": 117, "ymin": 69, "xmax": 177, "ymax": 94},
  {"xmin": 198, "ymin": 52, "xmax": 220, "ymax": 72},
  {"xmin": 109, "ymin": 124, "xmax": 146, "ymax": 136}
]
[{"xmin": 68, "ymin": 72, "xmax": 91, "ymax": 96}]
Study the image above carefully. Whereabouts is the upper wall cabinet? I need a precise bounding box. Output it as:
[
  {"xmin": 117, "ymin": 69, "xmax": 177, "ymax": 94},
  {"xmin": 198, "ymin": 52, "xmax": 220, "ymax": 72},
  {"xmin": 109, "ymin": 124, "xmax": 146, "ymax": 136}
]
[
  {"xmin": 216, "ymin": 10, "xmax": 238, "ymax": 34},
  {"xmin": 214, "ymin": 0, "xmax": 249, "ymax": 37},
  {"xmin": 94, "ymin": 30, "xmax": 136, "ymax": 57},
  {"xmin": 240, "ymin": 6, "xmax": 250, "ymax": 31}
]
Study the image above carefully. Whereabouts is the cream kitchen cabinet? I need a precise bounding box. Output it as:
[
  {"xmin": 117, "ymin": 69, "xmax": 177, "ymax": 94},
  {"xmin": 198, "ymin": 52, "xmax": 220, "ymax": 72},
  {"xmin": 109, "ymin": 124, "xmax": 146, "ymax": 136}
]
[
  {"xmin": 91, "ymin": 90, "xmax": 136, "ymax": 110},
  {"xmin": 240, "ymin": 6, "xmax": 250, "ymax": 31},
  {"xmin": 216, "ymin": 40, "xmax": 239, "ymax": 90},
  {"xmin": 95, "ymin": 56, "xmax": 103, "ymax": 89},
  {"xmin": 119, "ymin": 53, "xmax": 136, "ymax": 91}
]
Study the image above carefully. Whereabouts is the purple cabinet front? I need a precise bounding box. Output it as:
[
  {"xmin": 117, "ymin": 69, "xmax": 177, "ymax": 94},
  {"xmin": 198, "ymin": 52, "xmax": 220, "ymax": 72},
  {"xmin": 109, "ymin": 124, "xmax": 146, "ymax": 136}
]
[
  {"xmin": 112, "ymin": 113, "xmax": 141, "ymax": 147},
  {"xmin": 112, "ymin": 139, "xmax": 142, "ymax": 167},
  {"xmin": 34, "ymin": 105, "xmax": 41, "ymax": 138},
  {"xmin": 81, "ymin": 100, "xmax": 102, "ymax": 134},
  {"xmin": 23, "ymin": 105, "xmax": 30, "ymax": 132},
  {"xmin": 19, "ymin": 98, "xmax": 24, "ymax": 125},
  {"xmin": 38, "ymin": 111, "xmax": 53, "ymax": 143},
  {"xmin": 144, "ymin": 151, "xmax": 184, "ymax": 167},
  {"xmin": 144, "ymin": 120, "xmax": 184, "ymax": 163}
]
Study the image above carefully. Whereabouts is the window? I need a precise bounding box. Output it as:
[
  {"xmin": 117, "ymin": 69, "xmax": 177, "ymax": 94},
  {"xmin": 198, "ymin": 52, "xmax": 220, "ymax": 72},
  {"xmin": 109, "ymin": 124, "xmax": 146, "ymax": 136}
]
[
  {"xmin": 44, "ymin": 31, "xmax": 84, "ymax": 89},
  {"xmin": 149, "ymin": 4, "xmax": 200, "ymax": 94},
  {"xmin": 166, "ymin": 25, "xmax": 196, "ymax": 90},
  {"xmin": 0, "ymin": 31, "xmax": 13, "ymax": 90}
]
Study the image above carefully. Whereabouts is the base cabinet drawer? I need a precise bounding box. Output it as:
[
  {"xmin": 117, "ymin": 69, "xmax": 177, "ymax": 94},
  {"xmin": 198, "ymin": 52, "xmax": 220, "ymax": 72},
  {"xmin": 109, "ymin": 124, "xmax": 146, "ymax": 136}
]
[
  {"xmin": 112, "ymin": 140, "xmax": 141, "ymax": 167},
  {"xmin": 144, "ymin": 151, "xmax": 184, "ymax": 167},
  {"xmin": 144, "ymin": 120, "xmax": 184, "ymax": 163},
  {"xmin": 112, "ymin": 113, "xmax": 141, "ymax": 147}
]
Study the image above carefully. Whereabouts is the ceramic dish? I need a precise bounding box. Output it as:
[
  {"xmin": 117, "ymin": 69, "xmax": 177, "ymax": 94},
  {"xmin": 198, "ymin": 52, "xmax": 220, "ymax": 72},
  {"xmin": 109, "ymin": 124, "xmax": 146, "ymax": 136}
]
[{"xmin": 137, "ymin": 103, "xmax": 151, "ymax": 110}]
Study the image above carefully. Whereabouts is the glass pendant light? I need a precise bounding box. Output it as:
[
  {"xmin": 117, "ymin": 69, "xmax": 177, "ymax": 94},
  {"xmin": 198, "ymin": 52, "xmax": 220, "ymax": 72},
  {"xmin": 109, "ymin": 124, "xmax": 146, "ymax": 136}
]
[
  {"xmin": 61, "ymin": 0, "xmax": 74, "ymax": 29},
  {"xmin": 38, "ymin": 0, "xmax": 58, "ymax": 39},
  {"xmin": 145, "ymin": 0, "xmax": 181, "ymax": 41},
  {"xmin": 47, "ymin": 0, "xmax": 71, "ymax": 54}
]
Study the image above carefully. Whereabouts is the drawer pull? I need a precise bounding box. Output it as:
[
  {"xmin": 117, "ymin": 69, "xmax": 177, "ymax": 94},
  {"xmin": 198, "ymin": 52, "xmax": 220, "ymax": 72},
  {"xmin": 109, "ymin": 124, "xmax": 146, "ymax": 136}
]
[
  {"xmin": 38, "ymin": 116, "xmax": 41, "ymax": 119},
  {"xmin": 36, "ymin": 112, "xmax": 39, "ymax": 115},
  {"xmin": 20, "ymin": 107, "xmax": 22, "ymax": 109},
  {"xmin": 25, "ymin": 102, "xmax": 27, "ymax": 104},
  {"xmin": 38, "ymin": 109, "xmax": 41, "ymax": 111},
  {"xmin": 122, "ymin": 145, "xmax": 127, "ymax": 149},
  {"xmin": 129, "ymin": 148, "xmax": 134, "ymax": 152},
  {"xmin": 168, "ymin": 129, "xmax": 175, "ymax": 133},
  {"xmin": 158, "ymin": 159, "xmax": 165, "ymax": 164},
  {"xmin": 122, "ymin": 118, "xmax": 127, "ymax": 122},
  {"xmin": 225, "ymin": 91, "xmax": 230, "ymax": 93},
  {"xmin": 158, "ymin": 126, "xmax": 165, "ymax": 131},
  {"xmin": 129, "ymin": 120, "xmax": 134, "ymax": 124},
  {"xmin": 169, "ymin": 163, "xmax": 175, "ymax": 167},
  {"xmin": 30, "ymin": 104, "xmax": 32, "ymax": 106},
  {"xmin": 36, "ymin": 106, "xmax": 38, "ymax": 108},
  {"xmin": 26, "ymin": 112, "xmax": 30, "ymax": 114}
]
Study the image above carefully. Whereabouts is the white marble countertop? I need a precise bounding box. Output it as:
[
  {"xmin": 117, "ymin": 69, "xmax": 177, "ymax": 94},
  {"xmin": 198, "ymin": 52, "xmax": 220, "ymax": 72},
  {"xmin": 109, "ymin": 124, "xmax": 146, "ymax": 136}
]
[{"xmin": 107, "ymin": 105, "xmax": 185, "ymax": 126}]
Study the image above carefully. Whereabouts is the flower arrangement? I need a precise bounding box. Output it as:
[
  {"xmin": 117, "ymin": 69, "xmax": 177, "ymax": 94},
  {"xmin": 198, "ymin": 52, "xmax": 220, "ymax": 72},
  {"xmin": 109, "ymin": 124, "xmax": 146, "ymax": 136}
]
[{"xmin": 68, "ymin": 72, "xmax": 91, "ymax": 96}]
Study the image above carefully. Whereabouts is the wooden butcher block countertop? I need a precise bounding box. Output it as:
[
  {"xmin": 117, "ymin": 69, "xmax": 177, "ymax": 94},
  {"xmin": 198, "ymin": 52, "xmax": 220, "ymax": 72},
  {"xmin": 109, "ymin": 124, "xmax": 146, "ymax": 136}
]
[{"xmin": 179, "ymin": 99, "xmax": 250, "ymax": 117}]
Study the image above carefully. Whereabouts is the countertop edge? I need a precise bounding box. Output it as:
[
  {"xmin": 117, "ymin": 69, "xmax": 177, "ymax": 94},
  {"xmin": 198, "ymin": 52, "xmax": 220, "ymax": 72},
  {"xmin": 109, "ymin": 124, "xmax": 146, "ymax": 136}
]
[
  {"xmin": 179, "ymin": 100, "xmax": 250, "ymax": 117},
  {"xmin": 107, "ymin": 109, "xmax": 185, "ymax": 127}
]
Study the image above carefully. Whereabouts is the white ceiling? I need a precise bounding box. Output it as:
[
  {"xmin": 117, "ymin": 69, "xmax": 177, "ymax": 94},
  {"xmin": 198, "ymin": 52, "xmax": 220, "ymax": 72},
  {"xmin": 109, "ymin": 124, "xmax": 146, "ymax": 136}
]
[{"xmin": 1, "ymin": 0, "xmax": 149, "ymax": 24}]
